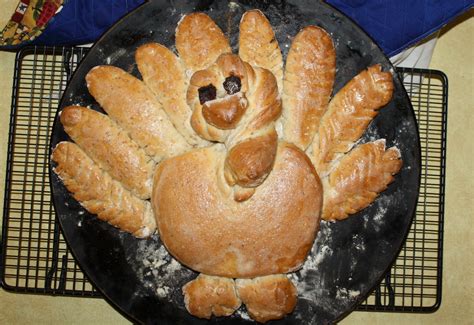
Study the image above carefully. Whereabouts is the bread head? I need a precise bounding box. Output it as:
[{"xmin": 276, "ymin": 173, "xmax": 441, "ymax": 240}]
[{"xmin": 152, "ymin": 142, "xmax": 322, "ymax": 278}]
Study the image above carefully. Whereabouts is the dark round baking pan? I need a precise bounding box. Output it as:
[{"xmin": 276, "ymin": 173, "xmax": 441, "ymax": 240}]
[{"xmin": 49, "ymin": 0, "xmax": 421, "ymax": 323}]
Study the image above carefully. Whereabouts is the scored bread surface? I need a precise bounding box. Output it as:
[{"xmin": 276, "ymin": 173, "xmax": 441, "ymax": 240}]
[
  {"xmin": 312, "ymin": 64, "xmax": 394, "ymax": 176},
  {"xmin": 282, "ymin": 26, "xmax": 336, "ymax": 151},
  {"xmin": 86, "ymin": 65, "xmax": 191, "ymax": 163},
  {"xmin": 52, "ymin": 142, "xmax": 156, "ymax": 238},
  {"xmin": 60, "ymin": 105, "xmax": 154, "ymax": 200},
  {"xmin": 322, "ymin": 140, "xmax": 402, "ymax": 221}
]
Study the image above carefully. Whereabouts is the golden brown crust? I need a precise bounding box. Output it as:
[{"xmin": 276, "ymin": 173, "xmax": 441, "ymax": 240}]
[
  {"xmin": 187, "ymin": 54, "xmax": 281, "ymax": 200},
  {"xmin": 312, "ymin": 64, "xmax": 394, "ymax": 176},
  {"xmin": 224, "ymin": 130, "xmax": 278, "ymax": 188},
  {"xmin": 86, "ymin": 65, "xmax": 191, "ymax": 162},
  {"xmin": 322, "ymin": 140, "xmax": 402, "ymax": 221},
  {"xmin": 239, "ymin": 10, "xmax": 283, "ymax": 92},
  {"xmin": 236, "ymin": 275, "xmax": 297, "ymax": 323},
  {"xmin": 176, "ymin": 13, "xmax": 231, "ymax": 74},
  {"xmin": 52, "ymin": 142, "xmax": 156, "ymax": 238},
  {"xmin": 202, "ymin": 93, "xmax": 247, "ymax": 129},
  {"xmin": 60, "ymin": 105, "xmax": 154, "ymax": 200},
  {"xmin": 135, "ymin": 43, "xmax": 207, "ymax": 147},
  {"xmin": 152, "ymin": 142, "xmax": 322, "ymax": 278},
  {"xmin": 182, "ymin": 275, "xmax": 241, "ymax": 319},
  {"xmin": 283, "ymin": 26, "xmax": 336, "ymax": 151}
]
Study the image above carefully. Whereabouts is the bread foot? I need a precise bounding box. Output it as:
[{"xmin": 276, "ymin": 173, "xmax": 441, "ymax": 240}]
[
  {"xmin": 236, "ymin": 274, "xmax": 297, "ymax": 323},
  {"xmin": 182, "ymin": 274, "xmax": 241, "ymax": 319}
]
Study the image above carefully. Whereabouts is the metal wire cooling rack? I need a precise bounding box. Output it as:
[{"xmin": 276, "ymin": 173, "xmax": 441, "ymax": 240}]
[{"xmin": 1, "ymin": 46, "xmax": 447, "ymax": 312}]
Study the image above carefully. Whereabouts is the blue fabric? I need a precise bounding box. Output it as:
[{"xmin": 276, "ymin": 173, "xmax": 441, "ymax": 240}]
[
  {"xmin": 32, "ymin": 0, "xmax": 145, "ymax": 46},
  {"xmin": 326, "ymin": 0, "xmax": 473, "ymax": 56},
  {"xmin": 2, "ymin": 0, "xmax": 472, "ymax": 55}
]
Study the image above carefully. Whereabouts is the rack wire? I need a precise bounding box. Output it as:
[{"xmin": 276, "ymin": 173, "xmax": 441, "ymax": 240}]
[{"xmin": 1, "ymin": 46, "xmax": 447, "ymax": 312}]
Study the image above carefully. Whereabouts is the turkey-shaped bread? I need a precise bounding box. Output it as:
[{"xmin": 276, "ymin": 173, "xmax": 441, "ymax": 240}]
[{"xmin": 51, "ymin": 9, "xmax": 402, "ymax": 323}]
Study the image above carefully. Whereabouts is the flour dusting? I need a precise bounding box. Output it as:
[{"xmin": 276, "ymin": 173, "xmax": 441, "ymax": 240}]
[{"xmin": 128, "ymin": 239, "xmax": 195, "ymax": 308}]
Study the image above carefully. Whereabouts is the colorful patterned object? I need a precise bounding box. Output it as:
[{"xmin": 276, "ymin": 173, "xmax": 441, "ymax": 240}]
[{"xmin": 0, "ymin": 0, "xmax": 63, "ymax": 46}]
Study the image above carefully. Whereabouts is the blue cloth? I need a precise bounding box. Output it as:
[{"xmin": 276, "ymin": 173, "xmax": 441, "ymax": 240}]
[
  {"xmin": 326, "ymin": 0, "xmax": 473, "ymax": 56},
  {"xmin": 32, "ymin": 0, "xmax": 145, "ymax": 46},
  {"xmin": 2, "ymin": 0, "xmax": 472, "ymax": 56}
]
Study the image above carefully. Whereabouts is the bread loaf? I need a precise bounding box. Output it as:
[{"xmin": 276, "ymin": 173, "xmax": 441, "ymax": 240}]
[
  {"xmin": 236, "ymin": 275, "xmax": 297, "ymax": 323},
  {"xmin": 182, "ymin": 275, "xmax": 241, "ymax": 319},
  {"xmin": 239, "ymin": 9, "xmax": 283, "ymax": 92},
  {"xmin": 152, "ymin": 142, "xmax": 322, "ymax": 278},
  {"xmin": 175, "ymin": 12, "xmax": 231, "ymax": 75},
  {"xmin": 187, "ymin": 53, "xmax": 282, "ymax": 200}
]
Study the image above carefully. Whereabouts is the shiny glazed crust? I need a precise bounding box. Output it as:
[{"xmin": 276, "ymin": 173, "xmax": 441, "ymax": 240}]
[
  {"xmin": 283, "ymin": 26, "xmax": 336, "ymax": 151},
  {"xmin": 52, "ymin": 142, "xmax": 156, "ymax": 238},
  {"xmin": 60, "ymin": 105, "xmax": 154, "ymax": 199},
  {"xmin": 152, "ymin": 142, "xmax": 322, "ymax": 278},
  {"xmin": 86, "ymin": 65, "xmax": 191, "ymax": 163}
]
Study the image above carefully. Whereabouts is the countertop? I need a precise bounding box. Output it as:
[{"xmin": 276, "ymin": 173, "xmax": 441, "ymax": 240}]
[{"xmin": 0, "ymin": 10, "xmax": 473, "ymax": 325}]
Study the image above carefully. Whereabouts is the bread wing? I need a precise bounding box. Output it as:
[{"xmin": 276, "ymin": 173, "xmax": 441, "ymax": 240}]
[
  {"xmin": 282, "ymin": 26, "xmax": 336, "ymax": 150},
  {"xmin": 312, "ymin": 64, "xmax": 393, "ymax": 176},
  {"xmin": 321, "ymin": 140, "xmax": 402, "ymax": 221},
  {"xmin": 52, "ymin": 142, "xmax": 156, "ymax": 238}
]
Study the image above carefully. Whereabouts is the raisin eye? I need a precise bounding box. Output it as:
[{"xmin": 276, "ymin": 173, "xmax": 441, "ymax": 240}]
[
  {"xmin": 223, "ymin": 75, "xmax": 241, "ymax": 95},
  {"xmin": 198, "ymin": 84, "xmax": 217, "ymax": 105}
]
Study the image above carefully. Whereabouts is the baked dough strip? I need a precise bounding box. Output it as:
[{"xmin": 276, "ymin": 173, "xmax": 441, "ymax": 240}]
[
  {"xmin": 321, "ymin": 140, "xmax": 402, "ymax": 221},
  {"xmin": 60, "ymin": 105, "xmax": 154, "ymax": 200},
  {"xmin": 312, "ymin": 64, "xmax": 394, "ymax": 177},
  {"xmin": 52, "ymin": 141, "xmax": 156, "ymax": 238}
]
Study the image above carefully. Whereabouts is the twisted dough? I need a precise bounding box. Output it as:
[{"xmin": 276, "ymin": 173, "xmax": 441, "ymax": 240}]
[{"xmin": 187, "ymin": 53, "xmax": 282, "ymax": 201}]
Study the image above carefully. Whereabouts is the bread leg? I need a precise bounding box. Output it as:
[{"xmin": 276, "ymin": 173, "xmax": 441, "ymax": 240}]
[
  {"xmin": 182, "ymin": 274, "xmax": 241, "ymax": 319},
  {"xmin": 51, "ymin": 141, "xmax": 156, "ymax": 238},
  {"xmin": 236, "ymin": 274, "xmax": 297, "ymax": 323},
  {"xmin": 321, "ymin": 140, "xmax": 403, "ymax": 221}
]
